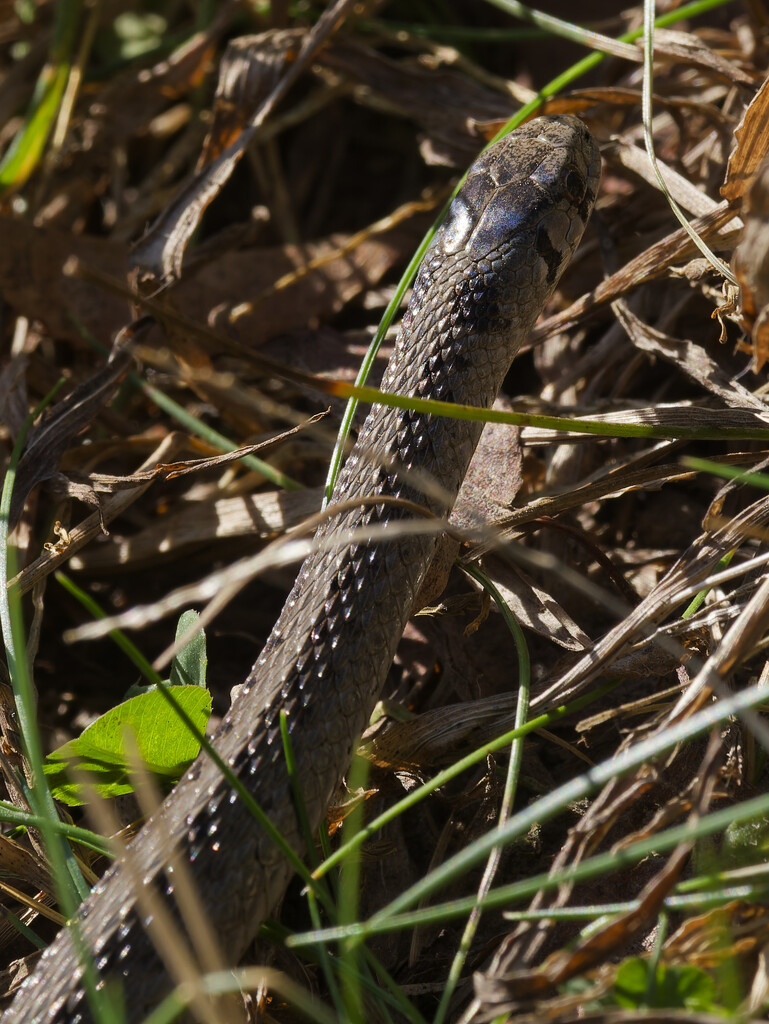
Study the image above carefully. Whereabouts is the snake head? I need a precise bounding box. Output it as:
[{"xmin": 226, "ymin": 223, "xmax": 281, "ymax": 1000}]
[{"xmin": 440, "ymin": 114, "xmax": 601, "ymax": 292}]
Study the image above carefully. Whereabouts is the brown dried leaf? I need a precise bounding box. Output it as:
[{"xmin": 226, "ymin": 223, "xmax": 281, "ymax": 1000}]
[
  {"xmin": 0, "ymin": 217, "xmax": 130, "ymax": 345},
  {"xmin": 82, "ymin": 10, "xmax": 234, "ymax": 153},
  {"xmin": 485, "ymin": 844, "xmax": 692, "ymax": 1002},
  {"xmin": 521, "ymin": 407, "xmax": 769, "ymax": 446},
  {"xmin": 723, "ymin": 73, "xmax": 769, "ymax": 202},
  {"xmin": 199, "ymin": 31, "xmax": 303, "ymax": 167},
  {"xmin": 0, "ymin": 217, "xmax": 417, "ymax": 358},
  {"xmin": 366, "ymin": 693, "xmax": 518, "ymax": 771},
  {"xmin": 0, "ymin": 837, "xmax": 52, "ymax": 897},
  {"xmin": 10, "ymin": 333, "xmax": 134, "ymax": 527},
  {"xmin": 612, "ymin": 300, "xmax": 767, "ymax": 408},
  {"xmin": 9, "ymin": 434, "xmax": 189, "ymax": 597},
  {"xmin": 0, "ymin": 354, "xmax": 29, "ymax": 437},
  {"xmin": 480, "ymin": 556, "xmax": 592, "ymax": 652},
  {"xmin": 606, "ymin": 137, "xmax": 740, "ymax": 220},
  {"xmin": 732, "ymin": 149, "xmax": 769, "ymax": 370},
  {"xmin": 652, "ymin": 28, "xmax": 758, "ymax": 88},
  {"xmin": 543, "ymin": 86, "xmax": 730, "ymax": 130},
  {"xmin": 531, "ymin": 492, "xmax": 769, "ymax": 714},
  {"xmin": 317, "ymin": 40, "xmax": 511, "ymax": 166},
  {"xmin": 472, "ymin": 451, "xmax": 697, "ymax": 544},
  {"xmin": 665, "ymin": 901, "xmax": 769, "ymax": 967},
  {"xmin": 476, "ymin": 739, "xmax": 722, "ymax": 1009},
  {"xmin": 131, "ymin": 0, "xmax": 360, "ymax": 284},
  {"xmin": 741, "ymin": 309, "xmax": 769, "ymax": 374},
  {"xmin": 165, "ymin": 226, "xmax": 418, "ymax": 349}
]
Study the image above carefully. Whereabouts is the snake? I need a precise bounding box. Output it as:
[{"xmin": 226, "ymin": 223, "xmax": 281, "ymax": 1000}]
[{"xmin": 5, "ymin": 114, "xmax": 600, "ymax": 1023}]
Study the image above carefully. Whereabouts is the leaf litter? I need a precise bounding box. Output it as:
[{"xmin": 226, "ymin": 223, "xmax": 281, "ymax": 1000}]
[{"xmin": 3, "ymin": 2, "xmax": 769, "ymax": 1020}]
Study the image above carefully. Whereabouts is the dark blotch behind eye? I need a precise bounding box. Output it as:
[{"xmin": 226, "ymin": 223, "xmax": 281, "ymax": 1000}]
[{"xmin": 563, "ymin": 168, "xmax": 585, "ymax": 202}]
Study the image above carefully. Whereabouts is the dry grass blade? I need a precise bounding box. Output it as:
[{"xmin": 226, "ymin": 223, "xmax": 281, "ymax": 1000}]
[
  {"xmin": 5, "ymin": 2, "xmax": 769, "ymax": 1022},
  {"xmin": 473, "ymin": 735, "xmax": 724, "ymax": 1015},
  {"xmin": 8, "ymin": 433, "xmax": 188, "ymax": 597},
  {"xmin": 529, "ymin": 491, "xmax": 769, "ymax": 714}
]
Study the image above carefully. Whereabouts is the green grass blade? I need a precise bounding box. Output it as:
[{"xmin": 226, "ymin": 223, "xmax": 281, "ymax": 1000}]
[
  {"xmin": 0, "ymin": 384, "xmax": 86, "ymax": 907},
  {"xmin": 1, "ymin": 384, "xmax": 123, "ymax": 1022},
  {"xmin": 433, "ymin": 564, "xmax": 531, "ymax": 1024},
  {"xmin": 313, "ymin": 680, "xmax": 616, "ymax": 882},
  {"xmin": 0, "ymin": 0, "xmax": 82, "ymax": 190},
  {"xmin": 290, "ymin": 677, "xmax": 769, "ymax": 946}
]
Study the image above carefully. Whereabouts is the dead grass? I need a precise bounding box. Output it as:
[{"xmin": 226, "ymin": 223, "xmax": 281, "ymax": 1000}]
[{"xmin": 3, "ymin": 0, "xmax": 769, "ymax": 1021}]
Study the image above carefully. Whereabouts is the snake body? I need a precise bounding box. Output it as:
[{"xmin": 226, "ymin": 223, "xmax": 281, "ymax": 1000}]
[{"xmin": 6, "ymin": 115, "xmax": 600, "ymax": 1023}]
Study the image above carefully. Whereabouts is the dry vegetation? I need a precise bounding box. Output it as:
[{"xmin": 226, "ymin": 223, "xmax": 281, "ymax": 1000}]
[{"xmin": 3, "ymin": 0, "xmax": 769, "ymax": 1021}]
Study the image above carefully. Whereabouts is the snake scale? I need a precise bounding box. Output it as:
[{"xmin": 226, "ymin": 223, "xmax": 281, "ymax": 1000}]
[{"xmin": 5, "ymin": 114, "xmax": 600, "ymax": 1023}]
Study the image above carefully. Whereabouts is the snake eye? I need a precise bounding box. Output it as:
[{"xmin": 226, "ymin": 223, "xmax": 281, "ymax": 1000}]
[{"xmin": 563, "ymin": 167, "xmax": 585, "ymax": 202}]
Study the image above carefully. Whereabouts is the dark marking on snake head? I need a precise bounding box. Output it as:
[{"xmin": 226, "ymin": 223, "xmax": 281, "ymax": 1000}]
[{"xmin": 536, "ymin": 222, "xmax": 566, "ymax": 284}]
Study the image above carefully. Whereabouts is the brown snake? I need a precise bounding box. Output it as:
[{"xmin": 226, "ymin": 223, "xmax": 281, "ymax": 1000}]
[{"xmin": 5, "ymin": 114, "xmax": 600, "ymax": 1023}]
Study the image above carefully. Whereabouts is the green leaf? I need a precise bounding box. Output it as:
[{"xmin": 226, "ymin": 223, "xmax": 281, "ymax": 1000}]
[
  {"xmin": 97, "ymin": 11, "xmax": 168, "ymax": 62},
  {"xmin": 613, "ymin": 957, "xmax": 718, "ymax": 1013},
  {"xmin": 722, "ymin": 817, "xmax": 769, "ymax": 869},
  {"xmin": 43, "ymin": 686, "xmax": 211, "ymax": 806},
  {"xmin": 613, "ymin": 957, "xmax": 649, "ymax": 1006},
  {"xmin": 169, "ymin": 610, "xmax": 207, "ymax": 688}
]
